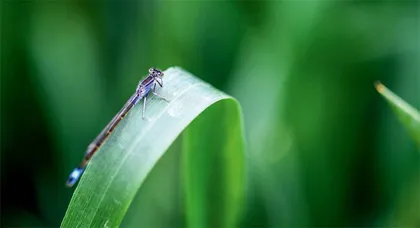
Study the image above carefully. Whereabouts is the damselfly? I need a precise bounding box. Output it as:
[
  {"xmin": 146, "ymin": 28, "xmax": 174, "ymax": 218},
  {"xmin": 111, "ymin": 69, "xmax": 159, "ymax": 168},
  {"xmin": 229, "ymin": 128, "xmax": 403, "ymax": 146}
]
[{"xmin": 66, "ymin": 67, "xmax": 169, "ymax": 187}]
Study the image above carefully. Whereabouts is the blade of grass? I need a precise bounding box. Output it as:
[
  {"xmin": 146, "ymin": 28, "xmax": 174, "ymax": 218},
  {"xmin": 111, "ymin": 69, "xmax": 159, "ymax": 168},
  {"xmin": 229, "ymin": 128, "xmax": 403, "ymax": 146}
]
[
  {"xmin": 61, "ymin": 67, "xmax": 245, "ymax": 227},
  {"xmin": 182, "ymin": 98, "xmax": 244, "ymax": 228},
  {"xmin": 375, "ymin": 81, "xmax": 420, "ymax": 149}
]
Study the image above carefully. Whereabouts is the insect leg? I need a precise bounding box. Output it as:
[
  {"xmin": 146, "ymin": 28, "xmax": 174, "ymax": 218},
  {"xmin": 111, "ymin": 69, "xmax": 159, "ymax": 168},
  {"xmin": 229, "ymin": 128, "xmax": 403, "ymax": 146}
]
[
  {"xmin": 153, "ymin": 91, "xmax": 169, "ymax": 102},
  {"xmin": 152, "ymin": 82, "xmax": 169, "ymax": 102},
  {"xmin": 155, "ymin": 78, "xmax": 163, "ymax": 87}
]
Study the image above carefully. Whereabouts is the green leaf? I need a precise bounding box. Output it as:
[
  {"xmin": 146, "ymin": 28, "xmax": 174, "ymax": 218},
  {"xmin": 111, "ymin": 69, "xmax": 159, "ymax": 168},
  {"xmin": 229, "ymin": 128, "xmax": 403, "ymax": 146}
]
[
  {"xmin": 61, "ymin": 67, "xmax": 245, "ymax": 227},
  {"xmin": 375, "ymin": 82, "xmax": 420, "ymax": 149}
]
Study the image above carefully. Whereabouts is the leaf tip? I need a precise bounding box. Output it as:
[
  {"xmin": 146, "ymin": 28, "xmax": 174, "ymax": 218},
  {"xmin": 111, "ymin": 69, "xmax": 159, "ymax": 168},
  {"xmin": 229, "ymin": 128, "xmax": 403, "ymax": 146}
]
[{"xmin": 374, "ymin": 81, "xmax": 385, "ymax": 93}]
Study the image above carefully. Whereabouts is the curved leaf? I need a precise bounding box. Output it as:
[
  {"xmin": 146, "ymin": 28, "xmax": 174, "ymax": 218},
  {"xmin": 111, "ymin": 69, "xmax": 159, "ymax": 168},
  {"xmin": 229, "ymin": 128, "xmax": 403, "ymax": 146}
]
[{"xmin": 61, "ymin": 67, "xmax": 245, "ymax": 227}]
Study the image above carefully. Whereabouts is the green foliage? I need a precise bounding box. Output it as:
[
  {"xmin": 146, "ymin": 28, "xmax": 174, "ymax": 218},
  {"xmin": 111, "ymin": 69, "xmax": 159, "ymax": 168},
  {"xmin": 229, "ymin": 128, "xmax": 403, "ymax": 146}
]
[
  {"xmin": 375, "ymin": 82, "xmax": 420, "ymax": 227},
  {"xmin": 375, "ymin": 82, "xmax": 420, "ymax": 149},
  {"xmin": 61, "ymin": 68, "xmax": 245, "ymax": 227},
  {"xmin": 2, "ymin": 1, "xmax": 419, "ymax": 227}
]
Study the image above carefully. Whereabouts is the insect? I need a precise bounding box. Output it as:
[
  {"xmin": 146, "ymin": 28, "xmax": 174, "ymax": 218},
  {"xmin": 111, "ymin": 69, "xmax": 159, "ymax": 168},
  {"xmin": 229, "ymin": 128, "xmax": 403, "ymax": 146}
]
[{"xmin": 66, "ymin": 67, "xmax": 169, "ymax": 187}]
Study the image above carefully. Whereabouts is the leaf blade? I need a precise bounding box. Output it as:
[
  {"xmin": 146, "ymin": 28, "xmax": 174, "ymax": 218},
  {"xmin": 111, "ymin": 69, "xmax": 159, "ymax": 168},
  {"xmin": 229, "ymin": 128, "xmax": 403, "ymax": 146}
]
[
  {"xmin": 375, "ymin": 82, "xmax": 420, "ymax": 149},
  {"xmin": 61, "ymin": 67, "xmax": 245, "ymax": 227}
]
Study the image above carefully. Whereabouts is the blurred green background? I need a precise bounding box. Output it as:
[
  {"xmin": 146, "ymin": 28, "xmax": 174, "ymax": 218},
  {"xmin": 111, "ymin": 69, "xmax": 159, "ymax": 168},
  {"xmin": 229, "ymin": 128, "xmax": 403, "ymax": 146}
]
[{"xmin": 1, "ymin": 1, "xmax": 419, "ymax": 227}]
